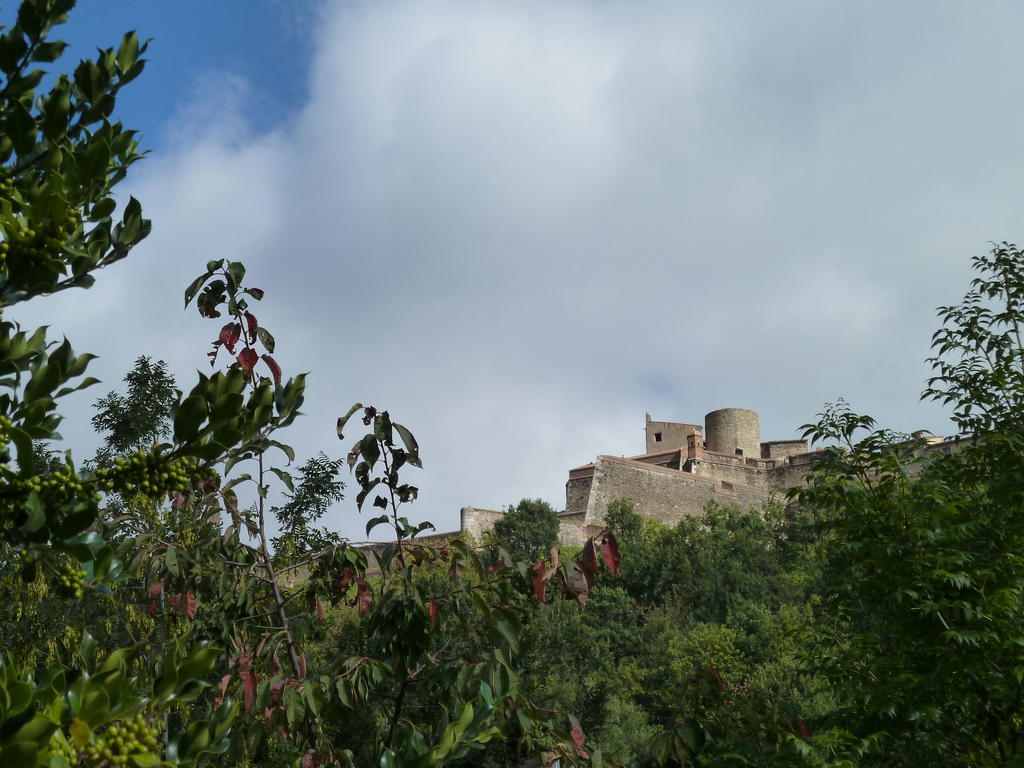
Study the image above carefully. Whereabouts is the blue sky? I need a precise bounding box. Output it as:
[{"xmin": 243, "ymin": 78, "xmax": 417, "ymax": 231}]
[
  {"xmin": 55, "ymin": 1, "xmax": 317, "ymax": 146},
  {"xmin": 10, "ymin": 1, "xmax": 1024, "ymax": 540}
]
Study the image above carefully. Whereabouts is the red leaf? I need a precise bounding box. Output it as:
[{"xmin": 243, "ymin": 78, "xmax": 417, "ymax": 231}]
[
  {"xmin": 214, "ymin": 673, "xmax": 231, "ymax": 709},
  {"xmin": 147, "ymin": 581, "xmax": 163, "ymax": 617},
  {"xmin": 581, "ymin": 538, "xmax": 597, "ymax": 587},
  {"xmin": 237, "ymin": 348, "xmax": 258, "ymax": 373},
  {"xmin": 600, "ymin": 531, "xmax": 621, "ymax": 574},
  {"xmin": 428, "ymin": 599, "xmax": 439, "ymax": 630},
  {"xmin": 299, "ymin": 653, "xmax": 307, "ymax": 678},
  {"xmin": 316, "ymin": 600, "xmax": 325, "ymax": 621},
  {"xmin": 487, "ymin": 558, "xmax": 506, "ymax": 575},
  {"xmin": 219, "ymin": 322, "xmax": 241, "ymax": 347},
  {"xmin": 239, "ymin": 651, "xmax": 257, "ymax": 713},
  {"xmin": 301, "ymin": 753, "xmax": 325, "ymax": 768},
  {"xmin": 565, "ymin": 564, "xmax": 589, "ymax": 610},
  {"xmin": 208, "ymin": 339, "xmax": 223, "ymax": 366},
  {"xmin": 799, "ymin": 720, "xmax": 812, "ymax": 739},
  {"xmin": 346, "ymin": 440, "xmax": 361, "ymax": 470},
  {"xmin": 248, "ymin": 288, "xmax": 264, "ymax": 300},
  {"xmin": 170, "ymin": 491, "xmax": 185, "ymax": 510},
  {"xmin": 243, "ymin": 311, "xmax": 258, "ymax": 344},
  {"xmin": 339, "ymin": 566, "xmax": 354, "ymax": 592},
  {"xmin": 569, "ymin": 715, "xmax": 588, "ymax": 758},
  {"xmin": 531, "ymin": 560, "xmax": 546, "ymax": 602},
  {"xmin": 362, "ymin": 406, "xmax": 377, "ymax": 425},
  {"xmin": 183, "ymin": 591, "xmax": 198, "ymax": 619},
  {"xmin": 355, "ymin": 578, "xmax": 372, "ymax": 617},
  {"xmin": 262, "ymin": 354, "xmax": 282, "ymax": 385}
]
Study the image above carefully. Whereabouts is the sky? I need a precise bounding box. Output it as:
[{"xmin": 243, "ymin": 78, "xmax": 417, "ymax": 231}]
[{"xmin": 10, "ymin": 0, "xmax": 1024, "ymax": 540}]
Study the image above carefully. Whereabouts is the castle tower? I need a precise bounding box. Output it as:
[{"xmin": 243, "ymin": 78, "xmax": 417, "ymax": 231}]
[{"xmin": 704, "ymin": 408, "xmax": 760, "ymax": 459}]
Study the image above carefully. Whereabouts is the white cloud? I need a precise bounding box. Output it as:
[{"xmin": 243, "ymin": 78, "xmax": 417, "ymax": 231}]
[{"xmin": 21, "ymin": 0, "xmax": 1024, "ymax": 539}]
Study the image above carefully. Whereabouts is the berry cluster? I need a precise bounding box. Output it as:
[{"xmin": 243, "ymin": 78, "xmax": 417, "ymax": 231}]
[
  {"xmin": 56, "ymin": 558, "xmax": 86, "ymax": 599},
  {"xmin": 20, "ymin": 461, "xmax": 102, "ymax": 503},
  {"xmin": 47, "ymin": 731, "xmax": 78, "ymax": 764},
  {"xmin": 0, "ymin": 414, "xmax": 11, "ymax": 450},
  {"xmin": 0, "ymin": 208, "xmax": 81, "ymax": 261},
  {"xmin": 81, "ymin": 715, "xmax": 161, "ymax": 766},
  {"xmin": 93, "ymin": 452, "xmax": 209, "ymax": 496}
]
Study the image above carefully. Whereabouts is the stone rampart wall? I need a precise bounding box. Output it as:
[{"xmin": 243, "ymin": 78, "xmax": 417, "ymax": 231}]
[
  {"xmin": 460, "ymin": 506, "xmax": 504, "ymax": 542},
  {"xmin": 566, "ymin": 475, "xmax": 593, "ymax": 519},
  {"xmin": 582, "ymin": 456, "xmax": 769, "ymax": 528}
]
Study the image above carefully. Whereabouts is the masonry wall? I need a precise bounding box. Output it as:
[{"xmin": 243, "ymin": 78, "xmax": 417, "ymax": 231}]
[
  {"xmin": 705, "ymin": 408, "xmax": 761, "ymax": 459},
  {"xmin": 761, "ymin": 440, "xmax": 810, "ymax": 460},
  {"xmin": 646, "ymin": 414, "xmax": 702, "ymax": 454},
  {"xmin": 557, "ymin": 512, "xmax": 586, "ymax": 547},
  {"xmin": 689, "ymin": 457, "xmax": 810, "ymax": 493},
  {"xmin": 459, "ymin": 507, "xmax": 504, "ymax": 542},
  {"xmin": 566, "ymin": 475, "xmax": 593, "ymax": 520},
  {"xmin": 582, "ymin": 456, "xmax": 769, "ymax": 528}
]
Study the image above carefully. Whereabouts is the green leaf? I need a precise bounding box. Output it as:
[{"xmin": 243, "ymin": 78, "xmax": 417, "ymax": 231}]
[
  {"xmin": 6, "ymin": 101, "xmax": 36, "ymax": 156},
  {"xmin": 173, "ymin": 394, "xmax": 208, "ymax": 442},
  {"xmin": 256, "ymin": 326, "xmax": 275, "ymax": 353},
  {"xmin": 90, "ymin": 198, "xmax": 116, "ymax": 220},
  {"xmin": 183, "ymin": 272, "xmax": 210, "ymax": 307},
  {"xmin": 116, "ymin": 31, "xmax": 140, "ymax": 73},
  {"xmin": 23, "ymin": 491, "xmax": 45, "ymax": 533},
  {"xmin": 177, "ymin": 645, "xmax": 219, "ymax": 682},
  {"xmin": 365, "ymin": 514, "xmax": 389, "ymax": 537},
  {"xmin": 164, "ymin": 546, "xmax": 180, "ymax": 577},
  {"xmin": 394, "ymin": 423, "xmax": 422, "ymax": 467},
  {"xmin": 269, "ymin": 467, "xmax": 293, "ymax": 492},
  {"xmin": 226, "ymin": 261, "xmax": 245, "ymax": 290}
]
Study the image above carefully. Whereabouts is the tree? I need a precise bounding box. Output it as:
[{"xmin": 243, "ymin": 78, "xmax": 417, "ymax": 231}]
[
  {"xmin": 492, "ymin": 497, "xmax": 560, "ymax": 560},
  {"xmin": 270, "ymin": 452, "xmax": 344, "ymax": 566},
  {"xmin": 91, "ymin": 356, "xmax": 176, "ymax": 463},
  {"xmin": 786, "ymin": 244, "xmax": 1024, "ymax": 766}
]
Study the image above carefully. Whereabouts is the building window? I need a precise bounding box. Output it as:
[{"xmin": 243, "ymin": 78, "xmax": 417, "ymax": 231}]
[
  {"xmin": 654, "ymin": 432, "xmax": 662, "ymax": 443},
  {"xmin": 735, "ymin": 448, "xmax": 743, "ymax": 457}
]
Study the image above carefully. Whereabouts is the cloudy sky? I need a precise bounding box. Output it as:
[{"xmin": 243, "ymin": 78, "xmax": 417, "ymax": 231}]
[{"xmin": 13, "ymin": 1, "xmax": 1024, "ymax": 539}]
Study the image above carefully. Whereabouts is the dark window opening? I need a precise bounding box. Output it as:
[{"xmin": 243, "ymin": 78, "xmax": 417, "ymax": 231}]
[
  {"xmin": 654, "ymin": 432, "xmax": 662, "ymax": 443},
  {"xmin": 735, "ymin": 448, "xmax": 743, "ymax": 457}
]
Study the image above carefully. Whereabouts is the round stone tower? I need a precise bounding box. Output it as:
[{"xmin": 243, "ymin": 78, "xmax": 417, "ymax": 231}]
[{"xmin": 704, "ymin": 408, "xmax": 761, "ymax": 459}]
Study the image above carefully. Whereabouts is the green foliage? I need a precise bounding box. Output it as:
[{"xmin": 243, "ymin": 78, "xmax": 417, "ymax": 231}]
[
  {"xmin": 793, "ymin": 405, "xmax": 1024, "ymax": 765},
  {"xmin": 270, "ymin": 452, "xmax": 344, "ymax": 565},
  {"xmin": 91, "ymin": 356, "xmax": 176, "ymax": 461},
  {"xmin": 925, "ymin": 241, "xmax": 1024, "ymax": 434},
  {"xmin": 492, "ymin": 497, "xmax": 559, "ymax": 561}
]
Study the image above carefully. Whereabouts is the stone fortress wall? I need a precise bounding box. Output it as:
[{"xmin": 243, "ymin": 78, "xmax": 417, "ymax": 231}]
[
  {"xmin": 462, "ymin": 406, "xmax": 825, "ymax": 547},
  {"xmin": 432, "ymin": 408, "xmax": 967, "ymax": 550}
]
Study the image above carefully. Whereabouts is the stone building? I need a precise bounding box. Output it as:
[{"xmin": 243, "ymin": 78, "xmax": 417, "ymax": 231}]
[
  {"xmin": 559, "ymin": 408, "xmax": 819, "ymax": 545},
  {"xmin": 461, "ymin": 406, "xmax": 963, "ymax": 547},
  {"xmin": 462, "ymin": 407, "xmax": 822, "ymax": 547}
]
